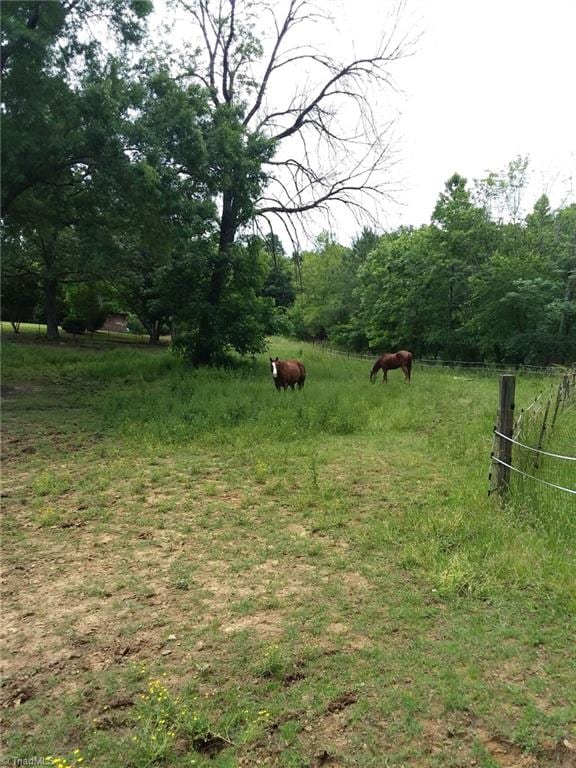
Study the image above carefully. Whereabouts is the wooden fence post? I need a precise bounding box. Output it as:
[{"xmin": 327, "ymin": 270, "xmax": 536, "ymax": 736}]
[
  {"xmin": 493, "ymin": 375, "xmax": 516, "ymax": 495},
  {"xmin": 562, "ymin": 373, "xmax": 570, "ymax": 402},
  {"xmin": 534, "ymin": 399, "xmax": 551, "ymax": 470},
  {"xmin": 551, "ymin": 379, "xmax": 564, "ymax": 429}
]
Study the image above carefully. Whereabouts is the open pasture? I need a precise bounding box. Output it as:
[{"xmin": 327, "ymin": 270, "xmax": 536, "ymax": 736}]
[{"xmin": 1, "ymin": 338, "xmax": 574, "ymax": 767}]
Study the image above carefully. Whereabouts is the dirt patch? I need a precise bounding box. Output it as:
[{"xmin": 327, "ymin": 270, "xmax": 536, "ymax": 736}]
[
  {"xmin": 474, "ymin": 728, "xmax": 538, "ymax": 767},
  {"xmin": 299, "ymin": 710, "xmax": 353, "ymax": 764},
  {"xmin": 221, "ymin": 611, "xmax": 284, "ymax": 637},
  {"xmin": 286, "ymin": 523, "xmax": 308, "ymax": 537}
]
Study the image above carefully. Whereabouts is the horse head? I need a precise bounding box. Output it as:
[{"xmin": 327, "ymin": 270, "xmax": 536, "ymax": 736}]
[{"xmin": 270, "ymin": 356, "xmax": 279, "ymax": 378}]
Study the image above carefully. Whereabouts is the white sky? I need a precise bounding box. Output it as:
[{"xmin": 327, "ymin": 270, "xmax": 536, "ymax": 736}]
[
  {"xmin": 154, "ymin": 0, "xmax": 576, "ymax": 241},
  {"xmin": 386, "ymin": 0, "xmax": 576, "ymax": 230}
]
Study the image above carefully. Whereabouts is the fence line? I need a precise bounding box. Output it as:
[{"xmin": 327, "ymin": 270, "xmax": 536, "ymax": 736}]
[
  {"xmin": 489, "ymin": 370, "xmax": 576, "ymax": 504},
  {"xmin": 491, "ymin": 457, "xmax": 576, "ymax": 495},
  {"xmin": 493, "ymin": 429, "xmax": 576, "ymax": 461},
  {"xmin": 321, "ymin": 346, "xmax": 560, "ymax": 376}
]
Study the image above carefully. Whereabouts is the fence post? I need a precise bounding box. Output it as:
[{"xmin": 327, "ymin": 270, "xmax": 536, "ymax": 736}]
[
  {"xmin": 534, "ymin": 399, "xmax": 551, "ymax": 470},
  {"xmin": 492, "ymin": 375, "xmax": 516, "ymax": 495},
  {"xmin": 551, "ymin": 379, "xmax": 563, "ymax": 429}
]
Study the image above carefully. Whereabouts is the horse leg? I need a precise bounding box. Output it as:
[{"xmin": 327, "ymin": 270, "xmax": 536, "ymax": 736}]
[
  {"xmin": 383, "ymin": 369, "xmax": 388, "ymax": 384},
  {"xmin": 401, "ymin": 365, "xmax": 410, "ymax": 383}
]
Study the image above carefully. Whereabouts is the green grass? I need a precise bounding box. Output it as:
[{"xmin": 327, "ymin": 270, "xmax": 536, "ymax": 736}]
[
  {"xmin": 510, "ymin": 377, "xmax": 576, "ymax": 539},
  {"xmin": 1, "ymin": 336, "xmax": 575, "ymax": 767}
]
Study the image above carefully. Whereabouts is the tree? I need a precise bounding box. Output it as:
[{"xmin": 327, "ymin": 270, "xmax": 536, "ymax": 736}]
[
  {"xmin": 553, "ymin": 204, "xmax": 576, "ymax": 352},
  {"xmin": 429, "ymin": 173, "xmax": 497, "ymax": 358},
  {"xmin": 290, "ymin": 234, "xmax": 354, "ymax": 341},
  {"xmin": 354, "ymin": 226, "xmax": 433, "ymax": 355},
  {"xmin": 1, "ymin": 1, "xmax": 152, "ymax": 339},
  {"xmin": 169, "ymin": 0, "xmax": 411, "ymax": 362},
  {"xmin": 473, "ymin": 155, "xmax": 530, "ymax": 225},
  {"xmin": 1, "ymin": 0, "xmax": 152, "ymax": 212},
  {"xmin": 261, "ymin": 235, "xmax": 296, "ymax": 310},
  {"xmin": 84, "ymin": 69, "xmax": 218, "ymax": 344},
  {"xmin": 0, "ymin": 272, "xmax": 40, "ymax": 333}
]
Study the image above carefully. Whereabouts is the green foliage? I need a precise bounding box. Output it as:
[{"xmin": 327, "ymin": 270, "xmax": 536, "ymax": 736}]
[
  {"xmin": 66, "ymin": 284, "xmax": 107, "ymax": 334},
  {"xmin": 170, "ymin": 239, "xmax": 275, "ymax": 363},
  {"xmin": 0, "ymin": 272, "xmax": 40, "ymax": 331},
  {"xmin": 2, "ymin": 0, "xmax": 573, "ymax": 368},
  {"xmin": 354, "ymin": 227, "xmax": 432, "ymax": 353},
  {"xmin": 291, "ymin": 169, "xmax": 575, "ymax": 365},
  {"xmin": 261, "ymin": 235, "xmax": 296, "ymax": 312},
  {"xmin": 1, "ymin": 0, "xmax": 153, "ymax": 339},
  {"xmin": 290, "ymin": 235, "xmax": 355, "ymax": 341}
]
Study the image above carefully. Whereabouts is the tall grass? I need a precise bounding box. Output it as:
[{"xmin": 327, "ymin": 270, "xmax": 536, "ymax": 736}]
[
  {"xmin": 3, "ymin": 336, "xmax": 573, "ymax": 603},
  {"xmin": 509, "ymin": 385, "xmax": 576, "ymax": 546},
  {"xmin": 2, "ymin": 342, "xmax": 177, "ymax": 384}
]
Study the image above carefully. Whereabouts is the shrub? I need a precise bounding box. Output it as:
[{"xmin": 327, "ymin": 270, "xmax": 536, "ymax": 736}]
[{"xmin": 62, "ymin": 317, "xmax": 86, "ymax": 335}]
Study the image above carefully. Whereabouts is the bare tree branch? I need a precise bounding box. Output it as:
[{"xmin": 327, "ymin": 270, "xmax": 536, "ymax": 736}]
[{"xmin": 176, "ymin": 0, "xmax": 414, "ymax": 246}]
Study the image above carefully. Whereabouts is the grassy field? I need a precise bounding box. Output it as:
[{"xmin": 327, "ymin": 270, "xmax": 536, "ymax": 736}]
[{"xmin": 1, "ymin": 337, "xmax": 575, "ymax": 768}]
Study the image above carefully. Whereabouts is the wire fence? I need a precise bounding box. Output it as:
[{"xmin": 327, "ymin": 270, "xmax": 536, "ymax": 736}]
[
  {"xmin": 490, "ymin": 371, "xmax": 576, "ymax": 544},
  {"xmin": 321, "ymin": 345, "xmax": 559, "ymax": 377}
]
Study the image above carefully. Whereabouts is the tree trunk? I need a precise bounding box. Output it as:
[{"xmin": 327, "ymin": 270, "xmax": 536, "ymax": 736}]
[
  {"xmin": 148, "ymin": 320, "xmax": 161, "ymax": 345},
  {"xmin": 194, "ymin": 192, "xmax": 237, "ymax": 364},
  {"xmin": 44, "ymin": 278, "xmax": 60, "ymax": 341}
]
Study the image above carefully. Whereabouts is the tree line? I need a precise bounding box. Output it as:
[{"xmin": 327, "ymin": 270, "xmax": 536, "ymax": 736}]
[
  {"xmin": 290, "ymin": 167, "xmax": 576, "ymax": 364},
  {"xmin": 2, "ymin": 3, "xmax": 574, "ymax": 366}
]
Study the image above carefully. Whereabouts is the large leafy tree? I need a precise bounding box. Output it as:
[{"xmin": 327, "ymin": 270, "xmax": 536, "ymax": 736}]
[
  {"xmin": 353, "ymin": 226, "xmax": 433, "ymax": 355},
  {"xmin": 83, "ymin": 69, "xmax": 218, "ymax": 343},
  {"xmin": 1, "ymin": 0, "xmax": 152, "ymax": 212},
  {"xmin": 466, "ymin": 196, "xmax": 576, "ymax": 363},
  {"xmin": 428, "ymin": 173, "xmax": 497, "ymax": 358},
  {"xmin": 1, "ymin": 0, "xmax": 152, "ymax": 339}
]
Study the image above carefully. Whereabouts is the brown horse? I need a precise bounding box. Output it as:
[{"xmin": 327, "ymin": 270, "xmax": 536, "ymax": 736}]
[
  {"xmin": 270, "ymin": 357, "xmax": 306, "ymax": 390},
  {"xmin": 370, "ymin": 350, "xmax": 413, "ymax": 384}
]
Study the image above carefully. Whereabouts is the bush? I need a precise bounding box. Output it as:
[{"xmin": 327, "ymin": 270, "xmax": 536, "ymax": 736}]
[{"xmin": 62, "ymin": 317, "xmax": 86, "ymax": 335}]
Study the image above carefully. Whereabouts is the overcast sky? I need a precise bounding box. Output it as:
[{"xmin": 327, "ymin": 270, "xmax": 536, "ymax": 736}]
[
  {"xmin": 156, "ymin": 0, "xmax": 576, "ymax": 241},
  {"xmin": 385, "ymin": 0, "xmax": 576, "ymax": 229}
]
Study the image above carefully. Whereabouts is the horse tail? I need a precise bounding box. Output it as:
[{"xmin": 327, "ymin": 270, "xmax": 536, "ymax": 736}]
[
  {"xmin": 297, "ymin": 362, "xmax": 306, "ymax": 388},
  {"xmin": 406, "ymin": 352, "xmax": 413, "ymax": 382},
  {"xmin": 370, "ymin": 359, "xmax": 380, "ymax": 381}
]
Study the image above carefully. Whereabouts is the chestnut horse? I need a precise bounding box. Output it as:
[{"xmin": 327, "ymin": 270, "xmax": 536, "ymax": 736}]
[
  {"xmin": 370, "ymin": 350, "xmax": 413, "ymax": 384},
  {"xmin": 270, "ymin": 357, "xmax": 306, "ymax": 390}
]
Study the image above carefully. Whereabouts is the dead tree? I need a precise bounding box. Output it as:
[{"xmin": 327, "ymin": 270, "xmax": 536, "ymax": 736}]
[{"xmin": 175, "ymin": 0, "xmax": 414, "ymax": 360}]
